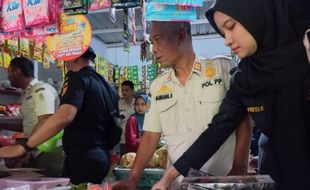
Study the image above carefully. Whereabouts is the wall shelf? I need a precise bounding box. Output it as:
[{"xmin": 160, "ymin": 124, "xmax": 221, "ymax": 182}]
[
  {"xmin": 0, "ymin": 88, "xmax": 22, "ymax": 96},
  {"xmin": 0, "ymin": 116, "xmax": 23, "ymax": 124}
]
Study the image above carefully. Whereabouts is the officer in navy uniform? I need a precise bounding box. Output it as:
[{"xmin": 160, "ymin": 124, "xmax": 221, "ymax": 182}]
[
  {"xmin": 59, "ymin": 47, "xmax": 120, "ymax": 184},
  {"xmin": 0, "ymin": 47, "xmax": 120, "ymax": 185}
]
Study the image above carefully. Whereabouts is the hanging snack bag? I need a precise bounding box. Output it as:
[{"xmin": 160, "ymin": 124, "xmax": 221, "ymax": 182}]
[
  {"xmin": 88, "ymin": 0, "xmax": 110, "ymax": 11},
  {"xmin": 44, "ymin": 0, "xmax": 61, "ymax": 34},
  {"xmin": 2, "ymin": 0, "xmax": 25, "ymax": 32},
  {"xmin": 22, "ymin": 0, "xmax": 49, "ymax": 27},
  {"xmin": 146, "ymin": 2, "xmax": 196, "ymax": 22},
  {"xmin": 32, "ymin": 41, "xmax": 44, "ymax": 62},
  {"xmin": 64, "ymin": 0, "xmax": 88, "ymax": 15},
  {"xmin": 2, "ymin": 52, "xmax": 12, "ymax": 68},
  {"xmin": 7, "ymin": 38, "xmax": 18, "ymax": 52},
  {"xmin": 111, "ymin": 0, "xmax": 140, "ymax": 9},
  {"xmin": 64, "ymin": 0, "xmax": 83, "ymax": 10},
  {"xmin": 43, "ymin": 50, "xmax": 51, "ymax": 69},
  {"xmin": 108, "ymin": 63, "xmax": 113, "ymax": 83},
  {"xmin": 44, "ymin": 22, "xmax": 59, "ymax": 35},
  {"xmin": 148, "ymin": 0, "xmax": 203, "ymax": 7},
  {"xmin": 19, "ymin": 38, "xmax": 30, "ymax": 57},
  {"xmin": 0, "ymin": 0, "xmax": 3, "ymax": 31}
]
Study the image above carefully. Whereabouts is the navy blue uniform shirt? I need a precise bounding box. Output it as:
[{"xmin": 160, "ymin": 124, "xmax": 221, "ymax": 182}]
[{"xmin": 60, "ymin": 66, "xmax": 119, "ymax": 150}]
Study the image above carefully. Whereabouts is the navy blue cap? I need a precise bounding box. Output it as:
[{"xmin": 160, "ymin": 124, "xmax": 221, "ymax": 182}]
[{"xmin": 81, "ymin": 47, "xmax": 96, "ymax": 62}]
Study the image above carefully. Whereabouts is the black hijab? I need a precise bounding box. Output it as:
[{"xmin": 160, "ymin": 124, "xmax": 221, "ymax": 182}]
[{"xmin": 206, "ymin": 0, "xmax": 310, "ymax": 94}]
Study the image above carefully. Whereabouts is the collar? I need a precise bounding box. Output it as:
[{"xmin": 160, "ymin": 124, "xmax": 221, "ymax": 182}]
[
  {"xmin": 80, "ymin": 65, "xmax": 95, "ymax": 72},
  {"xmin": 164, "ymin": 55, "xmax": 202, "ymax": 83},
  {"xmin": 24, "ymin": 79, "xmax": 39, "ymax": 93},
  {"xmin": 122, "ymin": 98, "xmax": 135, "ymax": 106}
]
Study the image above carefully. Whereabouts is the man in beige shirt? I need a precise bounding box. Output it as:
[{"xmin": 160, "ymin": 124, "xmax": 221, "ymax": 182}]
[
  {"xmin": 112, "ymin": 21, "xmax": 251, "ymax": 190},
  {"xmin": 2, "ymin": 57, "xmax": 62, "ymax": 176},
  {"xmin": 118, "ymin": 80, "xmax": 135, "ymax": 154}
]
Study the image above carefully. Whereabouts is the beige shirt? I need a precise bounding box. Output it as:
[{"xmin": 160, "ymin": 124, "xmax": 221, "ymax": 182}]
[
  {"xmin": 21, "ymin": 79, "xmax": 59, "ymax": 137},
  {"xmin": 144, "ymin": 56, "xmax": 236, "ymax": 188},
  {"xmin": 118, "ymin": 98, "xmax": 135, "ymax": 144}
]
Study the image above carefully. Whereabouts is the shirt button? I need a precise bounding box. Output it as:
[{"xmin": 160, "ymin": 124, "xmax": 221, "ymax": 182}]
[
  {"xmin": 187, "ymin": 128, "xmax": 192, "ymax": 132},
  {"xmin": 186, "ymin": 108, "xmax": 190, "ymax": 111}
]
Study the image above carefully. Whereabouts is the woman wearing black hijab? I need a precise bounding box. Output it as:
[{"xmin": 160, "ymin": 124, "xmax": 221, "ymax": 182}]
[{"xmin": 152, "ymin": 0, "xmax": 310, "ymax": 189}]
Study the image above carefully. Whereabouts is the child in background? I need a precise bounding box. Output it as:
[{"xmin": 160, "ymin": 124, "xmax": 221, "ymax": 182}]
[{"xmin": 125, "ymin": 94, "xmax": 150, "ymax": 153}]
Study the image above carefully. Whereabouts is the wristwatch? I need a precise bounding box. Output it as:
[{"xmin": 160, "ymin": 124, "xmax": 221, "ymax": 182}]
[{"xmin": 19, "ymin": 139, "xmax": 35, "ymax": 152}]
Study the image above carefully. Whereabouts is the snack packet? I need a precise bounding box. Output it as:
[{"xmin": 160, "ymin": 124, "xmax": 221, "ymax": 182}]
[{"xmin": 2, "ymin": 0, "xmax": 25, "ymax": 32}]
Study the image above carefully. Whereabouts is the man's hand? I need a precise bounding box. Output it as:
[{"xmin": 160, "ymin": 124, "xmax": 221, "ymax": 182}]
[
  {"xmin": 151, "ymin": 166, "xmax": 179, "ymax": 190},
  {"xmin": 0, "ymin": 145, "xmax": 26, "ymax": 158},
  {"xmin": 249, "ymin": 156, "xmax": 258, "ymax": 173},
  {"xmin": 112, "ymin": 131, "xmax": 161, "ymax": 190},
  {"xmin": 112, "ymin": 175, "xmax": 139, "ymax": 190},
  {"xmin": 151, "ymin": 178, "xmax": 170, "ymax": 190}
]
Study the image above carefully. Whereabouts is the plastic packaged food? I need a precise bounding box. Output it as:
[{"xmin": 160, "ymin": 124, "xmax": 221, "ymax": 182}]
[
  {"xmin": 2, "ymin": 0, "xmax": 24, "ymax": 32},
  {"xmin": 88, "ymin": 0, "xmax": 110, "ymax": 11},
  {"xmin": 146, "ymin": 2, "xmax": 196, "ymax": 22},
  {"xmin": 22, "ymin": 0, "xmax": 49, "ymax": 27},
  {"xmin": 149, "ymin": 0, "xmax": 203, "ymax": 7}
]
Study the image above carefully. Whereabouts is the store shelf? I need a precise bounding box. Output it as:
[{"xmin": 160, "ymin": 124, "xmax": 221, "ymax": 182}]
[
  {"xmin": 0, "ymin": 88, "xmax": 22, "ymax": 96},
  {"xmin": 0, "ymin": 116, "xmax": 23, "ymax": 124}
]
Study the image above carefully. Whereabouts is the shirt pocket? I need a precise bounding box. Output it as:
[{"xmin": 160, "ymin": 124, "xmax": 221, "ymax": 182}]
[
  {"xmin": 156, "ymin": 98, "xmax": 177, "ymax": 135},
  {"xmin": 25, "ymin": 97, "xmax": 35, "ymax": 112},
  {"xmin": 198, "ymin": 86, "xmax": 226, "ymax": 127}
]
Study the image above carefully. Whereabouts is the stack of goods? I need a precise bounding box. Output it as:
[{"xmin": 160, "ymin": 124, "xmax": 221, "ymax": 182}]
[
  {"xmin": 111, "ymin": 0, "xmax": 140, "ymax": 9},
  {"xmin": 146, "ymin": 63, "xmax": 158, "ymax": 82},
  {"xmin": 141, "ymin": 65, "xmax": 146, "ymax": 93},
  {"xmin": 63, "ymin": 0, "xmax": 88, "ymax": 15},
  {"xmin": 146, "ymin": 0, "xmax": 204, "ymax": 22},
  {"xmin": 114, "ymin": 147, "xmax": 167, "ymax": 189},
  {"xmin": 127, "ymin": 65, "xmax": 139, "ymax": 90},
  {"xmin": 1, "ymin": 0, "xmax": 61, "ymax": 38},
  {"xmin": 95, "ymin": 55, "xmax": 109, "ymax": 80},
  {"xmin": 0, "ymin": 39, "xmax": 61, "ymax": 69},
  {"xmin": 0, "ymin": 104, "xmax": 20, "ymax": 117},
  {"xmin": 88, "ymin": 0, "xmax": 110, "ymax": 11},
  {"xmin": 119, "ymin": 146, "xmax": 167, "ymax": 169}
]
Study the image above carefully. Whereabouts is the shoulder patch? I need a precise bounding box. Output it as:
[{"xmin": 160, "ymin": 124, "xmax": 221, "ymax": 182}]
[
  {"xmin": 205, "ymin": 65, "xmax": 217, "ymax": 78},
  {"xmin": 157, "ymin": 85, "xmax": 172, "ymax": 94}
]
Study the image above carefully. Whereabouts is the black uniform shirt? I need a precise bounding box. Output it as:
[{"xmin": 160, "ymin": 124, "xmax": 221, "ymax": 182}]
[{"xmin": 60, "ymin": 66, "xmax": 119, "ymax": 150}]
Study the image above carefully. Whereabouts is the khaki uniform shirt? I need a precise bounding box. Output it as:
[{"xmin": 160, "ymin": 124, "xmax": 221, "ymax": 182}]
[
  {"xmin": 21, "ymin": 79, "xmax": 59, "ymax": 137},
  {"xmin": 118, "ymin": 98, "xmax": 135, "ymax": 144},
  {"xmin": 144, "ymin": 56, "xmax": 236, "ymax": 188}
]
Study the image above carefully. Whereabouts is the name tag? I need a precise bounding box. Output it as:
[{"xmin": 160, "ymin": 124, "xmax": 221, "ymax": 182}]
[
  {"xmin": 202, "ymin": 78, "xmax": 223, "ymax": 88},
  {"xmin": 247, "ymin": 106, "xmax": 264, "ymax": 113},
  {"xmin": 156, "ymin": 93, "xmax": 173, "ymax": 101}
]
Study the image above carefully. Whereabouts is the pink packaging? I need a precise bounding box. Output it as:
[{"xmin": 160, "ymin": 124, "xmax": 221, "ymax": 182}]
[
  {"xmin": 2, "ymin": 0, "xmax": 25, "ymax": 32},
  {"xmin": 22, "ymin": 0, "xmax": 50, "ymax": 27},
  {"xmin": 0, "ymin": 178, "xmax": 70, "ymax": 189},
  {"xmin": 89, "ymin": 0, "xmax": 111, "ymax": 11}
]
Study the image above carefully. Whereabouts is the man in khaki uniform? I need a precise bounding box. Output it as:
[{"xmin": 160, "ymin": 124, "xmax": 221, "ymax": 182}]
[
  {"xmin": 118, "ymin": 80, "xmax": 135, "ymax": 154},
  {"xmin": 21, "ymin": 79, "xmax": 59, "ymax": 137},
  {"xmin": 112, "ymin": 21, "xmax": 251, "ymax": 190},
  {"xmin": 5, "ymin": 57, "xmax": 62, "ymax": 176}
]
